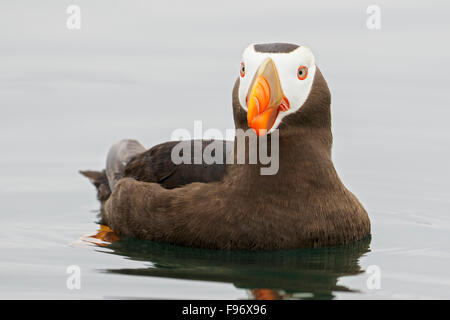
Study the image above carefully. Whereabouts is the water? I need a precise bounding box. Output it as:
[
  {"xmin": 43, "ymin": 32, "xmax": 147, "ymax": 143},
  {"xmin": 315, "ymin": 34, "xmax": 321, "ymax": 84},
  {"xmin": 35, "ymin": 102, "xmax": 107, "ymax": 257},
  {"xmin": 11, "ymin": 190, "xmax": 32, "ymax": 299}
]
[{"xmin": 1, "ymin": 1, "xmax": 449, "ymax": 299}]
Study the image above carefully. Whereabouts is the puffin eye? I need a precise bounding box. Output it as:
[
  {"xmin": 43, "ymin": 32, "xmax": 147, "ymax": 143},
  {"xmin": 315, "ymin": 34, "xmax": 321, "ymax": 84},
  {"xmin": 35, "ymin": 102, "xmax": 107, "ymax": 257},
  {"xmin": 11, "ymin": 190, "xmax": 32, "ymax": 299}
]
[
  {"xmin": 297, "ymin": 65, "xmax": 308, "ymax": 80},
  {"xmin": 240, "ymin": 62, "xmax": 245, "ymax": 77}
]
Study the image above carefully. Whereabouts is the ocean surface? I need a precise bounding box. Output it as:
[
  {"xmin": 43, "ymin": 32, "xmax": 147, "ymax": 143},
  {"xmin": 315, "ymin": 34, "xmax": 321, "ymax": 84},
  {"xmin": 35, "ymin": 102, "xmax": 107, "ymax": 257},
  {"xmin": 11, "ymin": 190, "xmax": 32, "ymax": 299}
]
[{"xmin": 1, "ymin": 1, "xmax": 449, "ymax": 299}]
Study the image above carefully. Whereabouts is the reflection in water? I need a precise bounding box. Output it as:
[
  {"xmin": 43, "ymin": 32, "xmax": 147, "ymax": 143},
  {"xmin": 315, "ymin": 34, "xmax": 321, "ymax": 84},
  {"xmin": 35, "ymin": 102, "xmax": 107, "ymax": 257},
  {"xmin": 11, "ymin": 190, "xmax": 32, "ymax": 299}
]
[{"xmin": 91, "ymin": 230, "xmax": 371, "ymax": 300}]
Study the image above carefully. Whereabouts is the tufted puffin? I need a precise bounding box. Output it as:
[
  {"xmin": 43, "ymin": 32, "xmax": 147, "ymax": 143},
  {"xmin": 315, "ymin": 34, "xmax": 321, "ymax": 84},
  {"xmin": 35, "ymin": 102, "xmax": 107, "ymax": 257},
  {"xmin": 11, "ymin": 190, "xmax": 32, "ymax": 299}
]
[{"xmin": 81, "ymin": 43, "xmax": 371, "ymax": 250}]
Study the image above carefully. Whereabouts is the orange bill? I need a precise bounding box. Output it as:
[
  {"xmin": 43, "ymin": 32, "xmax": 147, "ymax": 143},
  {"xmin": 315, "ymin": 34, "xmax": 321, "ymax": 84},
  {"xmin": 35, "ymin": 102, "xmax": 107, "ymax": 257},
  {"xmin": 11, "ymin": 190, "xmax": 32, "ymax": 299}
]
[{"xmin": 246, "ymin": 58, "xmax": 289, "ymax": 135}]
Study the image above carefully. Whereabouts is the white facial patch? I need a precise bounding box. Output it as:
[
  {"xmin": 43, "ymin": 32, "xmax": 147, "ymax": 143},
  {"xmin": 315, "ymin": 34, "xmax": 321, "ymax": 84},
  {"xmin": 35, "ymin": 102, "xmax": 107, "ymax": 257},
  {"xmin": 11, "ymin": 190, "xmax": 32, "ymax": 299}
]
[{"xmin": 238, "ymin": 44, "xmax": 316, "ymax": 132}]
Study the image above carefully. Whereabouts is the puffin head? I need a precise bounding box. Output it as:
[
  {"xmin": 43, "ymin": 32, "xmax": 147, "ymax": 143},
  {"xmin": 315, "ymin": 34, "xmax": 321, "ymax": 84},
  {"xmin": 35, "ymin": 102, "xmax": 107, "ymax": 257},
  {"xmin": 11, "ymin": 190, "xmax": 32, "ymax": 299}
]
[{"xmin": 233, "ymin": 43, "xmax": 328, "ymax": 136}]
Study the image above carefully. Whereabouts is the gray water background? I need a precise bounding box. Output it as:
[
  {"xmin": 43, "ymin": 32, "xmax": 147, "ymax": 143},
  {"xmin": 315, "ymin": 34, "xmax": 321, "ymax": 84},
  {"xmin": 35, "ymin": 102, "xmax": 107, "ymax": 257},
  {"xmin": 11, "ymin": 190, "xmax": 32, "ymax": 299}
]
[{"xmin": 0, "ymin": 1, "xmax": 449, "ymax": 299}]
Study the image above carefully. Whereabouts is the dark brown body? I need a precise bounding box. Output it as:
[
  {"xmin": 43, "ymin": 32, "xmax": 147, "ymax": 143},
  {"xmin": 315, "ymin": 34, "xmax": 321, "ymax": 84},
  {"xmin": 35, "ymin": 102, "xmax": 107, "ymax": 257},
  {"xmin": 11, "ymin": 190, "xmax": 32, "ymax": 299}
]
[{"xmin": 83, "ymin": 67, "xmax": 370, "ymax": 250}]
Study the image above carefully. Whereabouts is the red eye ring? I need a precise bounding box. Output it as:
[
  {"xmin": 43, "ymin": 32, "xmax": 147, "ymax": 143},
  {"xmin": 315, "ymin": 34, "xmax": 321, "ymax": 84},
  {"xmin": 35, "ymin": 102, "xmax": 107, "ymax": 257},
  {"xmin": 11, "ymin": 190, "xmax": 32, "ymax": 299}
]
[
  {"xmin": 240, "ymin": 62, "xmax": 245, "ymax": 77},
  {"xmin": 297, "ymin": 65, "xmax": 308, "ymax": 80}
]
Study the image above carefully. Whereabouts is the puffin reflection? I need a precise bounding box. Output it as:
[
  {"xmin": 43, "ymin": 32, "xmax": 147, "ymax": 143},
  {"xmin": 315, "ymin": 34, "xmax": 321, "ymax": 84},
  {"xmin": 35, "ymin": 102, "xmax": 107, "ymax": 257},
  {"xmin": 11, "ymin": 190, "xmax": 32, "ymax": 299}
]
[{"xmin": 85, "ymin": 227, "xmax": 371, "ymax": 300}]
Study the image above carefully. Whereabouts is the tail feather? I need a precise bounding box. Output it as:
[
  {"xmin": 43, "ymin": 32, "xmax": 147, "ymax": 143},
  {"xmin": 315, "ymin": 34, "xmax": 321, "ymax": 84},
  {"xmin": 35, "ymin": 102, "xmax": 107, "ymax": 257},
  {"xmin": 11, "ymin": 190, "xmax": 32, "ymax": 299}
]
[
  {"xmin": 79, "ymin": 170, "xmax": 111, "ymax": 202},
  {"xmin": 80, "ymin": 139, "xmax": 146, "ymax": 206}
]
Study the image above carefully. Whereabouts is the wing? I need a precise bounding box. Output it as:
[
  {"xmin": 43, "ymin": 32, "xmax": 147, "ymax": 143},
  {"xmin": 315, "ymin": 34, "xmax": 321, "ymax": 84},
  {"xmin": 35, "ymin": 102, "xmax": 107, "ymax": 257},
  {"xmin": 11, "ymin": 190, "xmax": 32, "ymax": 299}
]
[
  {"xmin": 123, "ymin": 139, "xmax": 233, "ymax": 189},
  {"xmin": 105, "ymin": 139, "xmax": 146, "ymax": 189}
]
